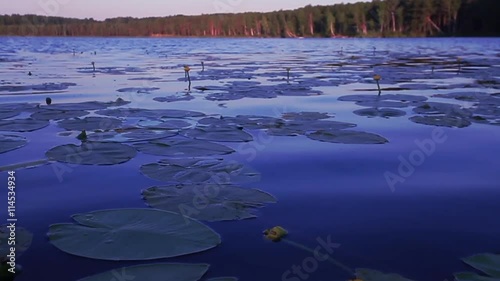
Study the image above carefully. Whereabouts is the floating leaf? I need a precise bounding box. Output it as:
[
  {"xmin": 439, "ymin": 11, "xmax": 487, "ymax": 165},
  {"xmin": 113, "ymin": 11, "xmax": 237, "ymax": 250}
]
[
  {"xmin": 355, "ymin": 268, "xmax": 415, "ymax": 281},
  {"xmin": 413, "ymin": 102, "xmax": 472, "ymax": 117},
  {"xmin": 87, "ymin": 128, "xmax": 176, "ymax": 143},
  {"xmin": 142, "ymin": 184, "xmax": 276, "ymax": 221},
  {"xmin": 97, "ymin": 108, "xmax": 205, "ymax": 118},
  {"xmin": 138, "ymin": 119, "xmax": 192, "ymax": 130},
  {"xmin": 46, "ymin": 142, "xmax": 137, "ymax": 165},
  {"xmin": 353, "ymin": 108, "xmax": 406, "ymax": 118},
  {"xmin": 78, "ymin": 263, "xmax": 210, "ymax": 281},
  {"xmin": 307, "ymin": 130, "xmax": 388, "ymax": 144},
  {"xmin": 0, "ymin": 119, "xmax": 49, "ymax": 132},
  {"xmin": 48, "ymin": 208, "xmax": 221, "ymax": 261},
  {"xmin": 31, "ymin": 109, "xmax": 89, "ymax": 121},
  {"xmin": 282, "ymin": 112, "xmax": 331, "ymax": 121},
  {"xmin": 140, "ymin": 158, "xmax": 260, "ymax": 184},
  {"xmin": 409, "ymin": 115, "xmax": 471, "ymax": 128},
  {"xmin": 134, "ymin": 138, "xmax": 234, "ymax": 157},
  {"xmin": 182, "ymin": 126, "xmax": 253, "ymax": 142},
  {"xmin": 454, "ymin": 272, "xmax": 499, "ymax": 281},
  {"xmin": 0, "ymin": 110, "xmax": 20, "ymax": 120},
  {"xmin": 58, "ymin": 117, "xmax": 123, "ymax": 131},
  {"xmin": 40, "ymin": 99, "xmax": 129, "ymax": 111},
  {"xmin": 462, "ymin": 253, "xmax": 500, "ymax": 278},
  {"xmin": 117, "ymin": 87, "xmax": 159, "ymax": 93},
  {"xmin": 154, "ymin": 95, "xmax": 195, "ymax": 103},
  {"xmin": 0, "ymin": 134, "xmax": 28, "ymax": 154},
  {"xmin": 0, "ymin": 225, "xmax": 33, "ymax": 258},
  {"xmin": 267, "ymin": 120, "xmax": 356, "ymax": 136}
]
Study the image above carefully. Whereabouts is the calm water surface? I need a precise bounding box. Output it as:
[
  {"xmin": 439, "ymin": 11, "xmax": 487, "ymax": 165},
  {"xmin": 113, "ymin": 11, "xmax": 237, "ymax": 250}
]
[{"xmin": 0, "ymin": 37, "xmax": 500, "ymax": 281}]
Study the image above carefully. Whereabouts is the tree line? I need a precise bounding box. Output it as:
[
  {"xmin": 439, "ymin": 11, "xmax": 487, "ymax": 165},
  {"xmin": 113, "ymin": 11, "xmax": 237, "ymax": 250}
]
[{"xmin": 0, "ymin": 0, "xmax": 498, "ymax": 37}]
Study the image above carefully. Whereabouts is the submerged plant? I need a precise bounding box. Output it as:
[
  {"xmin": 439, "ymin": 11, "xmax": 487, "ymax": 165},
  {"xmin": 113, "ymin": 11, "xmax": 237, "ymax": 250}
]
[
  {"xmin": 374, "ymin": 74, "xmax": 382, "ymax": 95},
  {"xmin": 263, "ymin": 226, "xmax": 355, "ymax": 277},
  {"xmin": 184, "ymin": 65, "xmax": 191, "ymax": 91}
]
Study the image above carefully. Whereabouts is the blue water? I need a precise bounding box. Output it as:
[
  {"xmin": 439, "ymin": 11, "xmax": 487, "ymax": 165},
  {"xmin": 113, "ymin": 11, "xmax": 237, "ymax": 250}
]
[{"xmin": 1, "ymin": 37, "xmax": 500, "ymax": 281}]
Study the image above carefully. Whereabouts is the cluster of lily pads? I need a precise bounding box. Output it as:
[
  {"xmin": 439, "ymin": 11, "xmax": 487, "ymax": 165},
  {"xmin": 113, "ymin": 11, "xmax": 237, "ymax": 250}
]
[{"xmin": 337, "ymin": 91, "xmax": 500, "ymax": 128}]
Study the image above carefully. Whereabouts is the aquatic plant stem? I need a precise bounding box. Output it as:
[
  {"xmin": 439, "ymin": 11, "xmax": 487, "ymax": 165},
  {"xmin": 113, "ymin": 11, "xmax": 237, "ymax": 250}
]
[
  {"xmin": 376, "ymin": 81, "xmax": 381, "ymax": 96},
  {"xmin": 281, "ymin": 238, "xmax": 354, "ymax": 275},
  {"xmin": 201, "ymin": 61, "xmax": 205, "ymax": 71}
]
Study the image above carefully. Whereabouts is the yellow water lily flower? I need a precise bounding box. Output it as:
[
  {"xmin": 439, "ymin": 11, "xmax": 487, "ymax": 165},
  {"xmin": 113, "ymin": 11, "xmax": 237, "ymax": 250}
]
[
  {"xmin": 373, "ymin": 74, "xmax": 381, "ymax": 81},
  {"xmin": 263, "ymin": 226, "xmax": 288, "ymax": 242},
  {"xmin": 184, "ymin": 65, "xmax": 190, "ymax": 72}
]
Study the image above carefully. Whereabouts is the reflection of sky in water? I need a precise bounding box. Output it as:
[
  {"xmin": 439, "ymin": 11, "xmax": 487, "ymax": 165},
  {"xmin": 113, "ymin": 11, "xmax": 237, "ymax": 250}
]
[{"xmin": 0, "ymin": 37, "xmax": 499, "ymax": 281}]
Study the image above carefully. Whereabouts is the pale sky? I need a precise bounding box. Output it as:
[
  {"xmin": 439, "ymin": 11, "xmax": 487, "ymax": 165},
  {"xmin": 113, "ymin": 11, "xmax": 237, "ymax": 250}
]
[{"xmin": 1, "ymin": 0, "xmax": 360, "ymax": 20}]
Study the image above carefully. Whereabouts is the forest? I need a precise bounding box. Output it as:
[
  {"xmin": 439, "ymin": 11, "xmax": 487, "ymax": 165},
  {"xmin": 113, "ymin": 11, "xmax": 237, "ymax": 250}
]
[{"xmin": 0, "ymin": 0, "xmax": 498, "ymax": 37}]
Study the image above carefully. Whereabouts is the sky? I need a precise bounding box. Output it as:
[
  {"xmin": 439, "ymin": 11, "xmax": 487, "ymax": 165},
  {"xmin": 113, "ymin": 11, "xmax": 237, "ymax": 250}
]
[{"xmin": 1, "ymin": 0, "xmax": 360, "ymax": 20}]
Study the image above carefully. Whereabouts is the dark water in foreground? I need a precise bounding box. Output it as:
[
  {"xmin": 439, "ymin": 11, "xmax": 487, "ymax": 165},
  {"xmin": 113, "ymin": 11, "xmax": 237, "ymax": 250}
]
[{"xmin": 0, "ymin": 37, "xmax": 500, "ymax": 281}]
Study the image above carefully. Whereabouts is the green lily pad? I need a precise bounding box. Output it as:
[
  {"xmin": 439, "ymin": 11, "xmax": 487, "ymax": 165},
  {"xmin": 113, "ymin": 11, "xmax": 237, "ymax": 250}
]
[
  {"xmin": 413, "ymin": 102, "xmax": 472, "ymax": 117},
  {"xmin": 87, "ymin": 128, "xmax": 176, "ymax": 143},
  {"xmin": 46, "ymin": 142, "xmax": 137, "ymax": 165},
  {"xmin": 355, "ymin": 268, "xmax": 415, "ymax": 281},
  {"xmin": 142, "ymin": 184, "xmax": 276, "ymax": 222},
  {"xmin": 31, "ymin": 109, "xmax": 89, "ymax": 121},
  {"xmin": 0, "ymin": 134, "xmax": 28, "ymax": 154},
  {"xmin": 0, "ymin": 119, "xmax": 49, "ymax": 132},
  {"xmin": 140, "ymin": 158, "xmax": 260, "ymax": 184},
  {"xmin": 410, "ymin": 115, "xmax": 471, "ymax": 128},
  {"xmin": 182, "ymin": 126, "xmax": 253, "ymax": 142},
  {"xmin": 78, "ymin": 263, "xmax": 210, "ymax": 281},
  {"xmin": 48, "ymin": 208, "xmax": 221, "ymax": 261},
  {"xmin": 0, "ymin": 225, "xmax": 33, "ymax": 258},
  {"xmin": 307, "ymin": 130, "xmax": 388, "ymax": 144},
  {"xmin": 462, "ymin": 253, "xmax": 500, "ymax": 278},
  {"xmin": 58, "ymin": 117, "xmax": 123, "ymax": 131},
  {"xmin": 454, "ymin": 272, "xmax": 499, "ymax": 281},
  {"xmin": 134, "ymin": 138, "xmax": 234, "ymax": 157},
  {"xmin": 267, "ymin": 120, "xmax": 356, "ymax": 137}
]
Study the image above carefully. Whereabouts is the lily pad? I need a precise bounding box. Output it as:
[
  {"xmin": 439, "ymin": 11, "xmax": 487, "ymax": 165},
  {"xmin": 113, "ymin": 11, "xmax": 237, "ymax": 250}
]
[
  {"xmin": 134, "ymin": 138, "xmax": 234, "ymax": 157},
  {"xmin": 413, "ymin": 102, "xmax": 472, "ymax": 117},
  {"xmin": 40, "ymin": 98, "xmax": 129, "ymax": 111},
  {"xmin": 138, "ymin": 119, "xmax": 192, "ymax": 130},
  {"xmin": 0, "ymin": 119, "xmax": 49, "ymax": 132},
  {"xmin": 0, "ymin": 225, "xmax": 33, "ymax": 258},
  {"xmin": 355, "ymin": 268, "xmax": 415, "ymax": 281},
  {"xmin": 461, "ymin": 253, "xmax": 500, "ymax": 278},
  {"xmin": 354, "ymin": 108, "xmax": 406, "ymax": 118},
  {"xmin": 182, "ymin": 126, "xmax": 253, "ymax": 142},
  {"xmin": 282, "ymin": 112, "xmax": 331, "ymax": 121},
  {"xmin": 87, "ymin": 128, "xmax": 176, "ymax": 143},
  {"xmin": 267, "ymin": 120, "xmax": 356, "ymax": 136},
  {"xmin": 58, "ymin": 117, "xmax": 123, "ymax": 131},
  {"xmin": 140, "ymin": 158, "xmax": 260, "ymax": 184},
  {"xmin": 117, "ymin": 87, "xmax": 159, "ymax": 93},
  {"xmin": 142, "ymin": 184, "xmax": 276, "ymax": 221},
  {"xmin": 46, "ymin": 142, "xmax": 137, "ymax": 165},
  {"xmin": 48, "ymin": 208, "xmax": 221, "ymax": 260},
  {"xmin": 31, "ymin": 109, "xmax": 89, "ymax": 121},
  {"xmin": 97, "ymin": 108, "xmax": 205, "ymax": 118},
  {"xmin": 307, "ymin": 130, "xmax": 388, "ymax": 144},
  {"xmin": 0, "ymin": 134, "xmax": 28, "ymax": 154},
  {"xmin": 78, "ymin": 263, "xmax": 210, "ymax": 281},
  {"xmin": 0, "ymin": 110, "xmax": 20, "ymax": 120},
  {"xmin": 154, "ymin": 95, "xmax": 195, "ymax": 103},
  {"xmin": 409, "ymin": 115, "xmax": 471, "ymax": 128}
]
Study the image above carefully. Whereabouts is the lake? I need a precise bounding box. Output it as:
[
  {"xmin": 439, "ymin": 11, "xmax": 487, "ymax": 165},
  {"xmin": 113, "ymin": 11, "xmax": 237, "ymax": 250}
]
[{"xmin": 0, "ymin": 37, "xmax": 500, "ymax": 281}]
